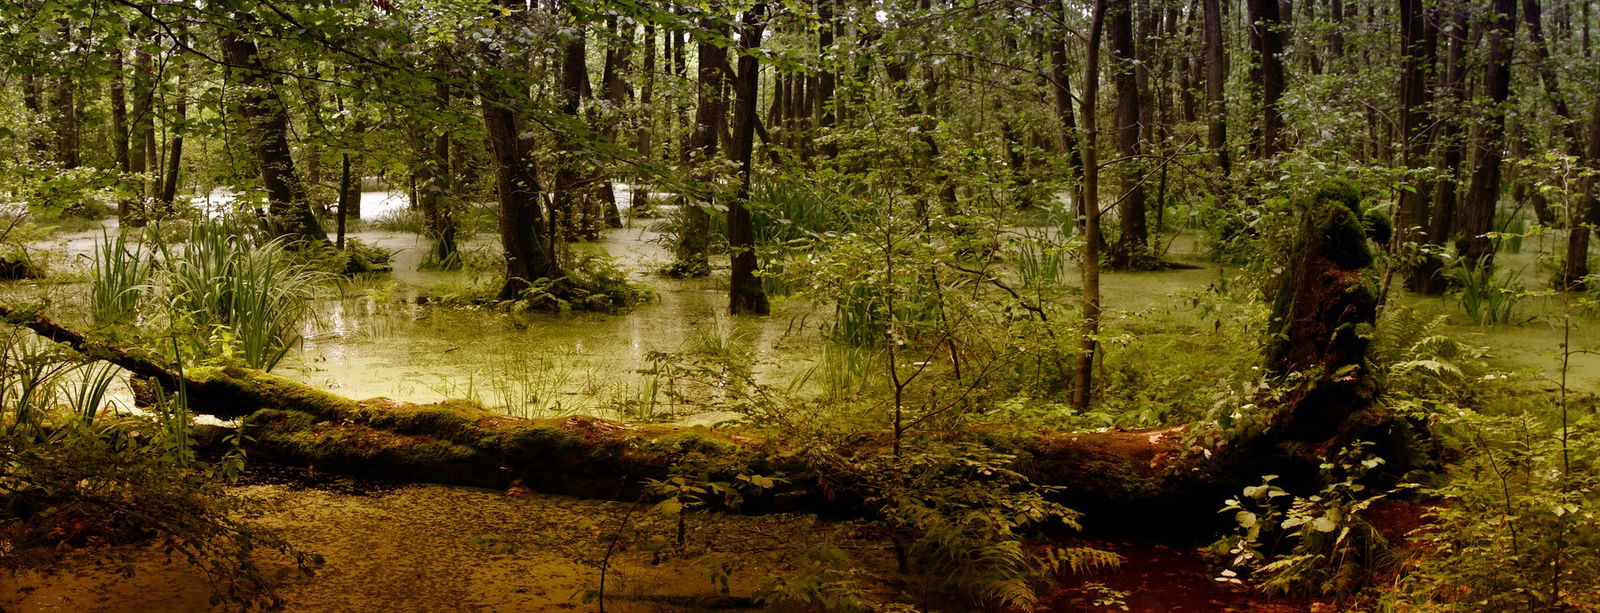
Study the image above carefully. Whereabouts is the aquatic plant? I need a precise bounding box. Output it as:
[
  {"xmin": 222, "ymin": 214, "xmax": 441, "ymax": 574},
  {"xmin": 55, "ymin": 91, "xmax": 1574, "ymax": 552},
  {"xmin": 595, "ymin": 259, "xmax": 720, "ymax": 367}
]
[
  {"xmin": 156, "ymin": 219, "xmax": 332, "ymax": 371},
  {"xmin": 88, "ymin": 229, "xmax": 155, "ymax": 326},
  {"xmin": 0, "ymin": 332, "xmax": 72, "ymax": 439},
  {"xmin": 1453, "ymin": 257, "xmax": 1525, "ymax": 326}
]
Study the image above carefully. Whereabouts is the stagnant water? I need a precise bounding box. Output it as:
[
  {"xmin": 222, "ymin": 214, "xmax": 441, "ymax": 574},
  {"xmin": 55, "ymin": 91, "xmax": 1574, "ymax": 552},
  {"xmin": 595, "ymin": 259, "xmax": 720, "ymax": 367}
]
[
  {"xmin": 290, "ymin": 224, "xmax": 829, "ymax": 422},
  {"xmin": 18, "ymin": 191, "xmax": 1599, "ymax": 427}
]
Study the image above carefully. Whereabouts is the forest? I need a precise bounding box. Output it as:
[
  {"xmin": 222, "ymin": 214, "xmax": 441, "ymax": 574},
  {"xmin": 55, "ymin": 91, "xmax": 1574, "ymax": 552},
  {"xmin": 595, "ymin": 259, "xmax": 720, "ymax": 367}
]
[{"xmin": 0, "ymin": 0, "xmax": 1597, "ymax": 610}]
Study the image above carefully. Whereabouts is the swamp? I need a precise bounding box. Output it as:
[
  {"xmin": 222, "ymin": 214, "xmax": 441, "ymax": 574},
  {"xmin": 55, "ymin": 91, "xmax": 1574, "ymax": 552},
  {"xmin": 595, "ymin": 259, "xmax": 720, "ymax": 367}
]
[{"xmin": 1, "ymin": 0, "xmax": 1599, "ymax": 611}]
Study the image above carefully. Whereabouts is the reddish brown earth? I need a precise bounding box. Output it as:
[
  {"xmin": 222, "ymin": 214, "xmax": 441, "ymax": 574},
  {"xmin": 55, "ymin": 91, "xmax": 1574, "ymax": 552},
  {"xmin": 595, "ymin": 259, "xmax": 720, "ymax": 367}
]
[{"xmin": 1040, "ymin": 539, "xmax": 1315, "ymax": 612}]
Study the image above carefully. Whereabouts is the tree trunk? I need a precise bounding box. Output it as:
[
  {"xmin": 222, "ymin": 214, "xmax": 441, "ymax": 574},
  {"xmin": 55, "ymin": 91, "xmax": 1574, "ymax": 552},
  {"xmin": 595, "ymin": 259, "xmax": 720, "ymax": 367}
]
[
  {"xmin": 1329, "ymin": 0, "xmax": 1345, "ymax": 65},
  {"xmin": 554, "ymin": 21, "xmax": 594, "ymax": 241},
  {"xmin": 336, "ymin": 152, "xmax": 351, "ymax": 250},
  {"xmin": 1396, "ymin": 0, "xmax": 1436, "ymax": 291},
  {"xmin": 728, "ymin": 4, "xmax": 771, "ymax": 316},
  {"xmin": 1414, "ymin": 2, "xmax": 1470, "ymax": 294},
  {"xmin": 1522, "ymin": 0, "xmax": 1596, "ymax": 288},
  {"xmin": 1107, "ymin": 0, "xmax": 1149, "ymax": 269},
  {"xmin": 1563, "ymin": 95, "xmax": 1600, "ymax": 289},
  {"xmin": 20, "ymin": 66, "xmax": 50, "ymax": 158},
  {"xmin": 671, "ymin": 10, "xmax": 728, "ymax": 277},
  {"xmin": 1203, "ymin": 0, "xmax": 1230, "ymax": 175},
  {"xmin": 1073, "ymin": 0, "xmax": 1107, "ymax": 412},
  {"xmin": 220, "ymin": 29, "xmax": 328, "ymax": 243},
  {"xmin": 419, "ymin": 78, "xmax": 460, "ymax": 269},
  {"xmin": 1456, "ymin": 0, "xmax": 1516, "ymax": 267},
  {"xmin": 479, "ymin": 4, "xmax": 558, "ymax": 300},
  {"xmin": 52, "ymin": 24, "xmax": 80, "ymax": 170},
  {"xmin": 126, "ymin": 33, "xmax": 156, "ymax": 225},
  {"xmin": 634, "ymin": 23, "xmax": 657, "ymax": 213},
  {"xmin": 597, "ymin": 16, "xmax": 630, "ymax": 229},
  {"xmin": 1247, "ymin": 0, "xmax": 1285, "ymax": 158},
  {"xmin": 812, "ymin": 0, "xmax": 838, "ymax": 158},
  {"xmin": 158, "ymin": 80, "xmax": 186, "ymax": 206},
  {"xmin": 110, "ymin": 47, "xmax": 130, "ymax": 174}
]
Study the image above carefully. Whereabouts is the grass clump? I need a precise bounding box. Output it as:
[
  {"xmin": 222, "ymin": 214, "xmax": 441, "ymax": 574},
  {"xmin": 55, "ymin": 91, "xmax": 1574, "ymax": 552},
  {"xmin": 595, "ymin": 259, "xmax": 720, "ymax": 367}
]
[
  {"xmin": 0, "ymin": 327, "xmax": 317, "ymax": 608},
  {"xmin": 1452, "ymin": 257, "xmax": 1526, "ymax": 326},
  {"xmin": 87, "ymin": 229, "xmax": 155, "ymax": 326}
]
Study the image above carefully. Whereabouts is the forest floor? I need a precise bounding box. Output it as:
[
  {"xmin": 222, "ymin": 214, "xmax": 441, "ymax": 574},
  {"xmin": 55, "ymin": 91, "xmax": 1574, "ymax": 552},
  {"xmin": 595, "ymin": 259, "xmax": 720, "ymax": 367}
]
[{"xmin": 4, "ymin": 464, "xmax": 1373, "ymax": 613}]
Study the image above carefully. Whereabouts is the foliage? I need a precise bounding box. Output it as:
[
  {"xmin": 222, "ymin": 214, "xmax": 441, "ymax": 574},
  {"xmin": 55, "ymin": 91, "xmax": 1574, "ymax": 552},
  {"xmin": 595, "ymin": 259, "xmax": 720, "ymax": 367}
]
[
  {"xmin": 1386, "ymin": 406, "xmax": 1600, "ymax": 611},
  {"xmin": 809, "ymin": 440, "xmax": 1118, "ymax": 610},
  {"xmin": 88, "ymin": 229, "xmax": 155, "ymax": 326},
  {"xmin": 1212, "ymin": 443, "xmax": 1396, "ymax": 597},
  {"xmin": 506, "ymin": 252, "xmax": 655, "ymax": 313},
  {"xmin": 153, "ymin": 219, "xmax": 333, "ymax": 371},
  {"xmin": 1452, "ymin": 257, "xmax": 1527, "ymax": 326},
  {"xmin": 0, "ymin": 325, "xmax": 317, "ymax": 608}
]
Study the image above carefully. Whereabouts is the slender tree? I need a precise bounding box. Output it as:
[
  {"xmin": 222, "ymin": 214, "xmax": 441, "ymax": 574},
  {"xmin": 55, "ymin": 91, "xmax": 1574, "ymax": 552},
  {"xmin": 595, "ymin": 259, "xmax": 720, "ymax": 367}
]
[
  {"xmin": 1074, "ymin": 0, "xmax": 1108, "ymax": 412},
  {"xmin": 671, "ymin": 7, "xmax": 728, "ymax": 277},
  {"xmin": 220, "ymin": 24, "xmax": 327, "ymax": 242},
  {"xmin": 728, "ymin": 3, "xmax": 771, "ymax": 315},
  {"xmin": 1457, "ymin": 0, "xmax": 1517, "ymax": 266},
  {"xmin": 1107, "ymin": 0, "xmax": 1149, "ymax": 268}
]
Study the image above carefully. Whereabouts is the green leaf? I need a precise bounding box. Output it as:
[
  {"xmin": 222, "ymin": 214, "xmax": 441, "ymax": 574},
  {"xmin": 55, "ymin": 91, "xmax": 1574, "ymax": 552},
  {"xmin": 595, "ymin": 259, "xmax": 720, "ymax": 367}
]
[{"xmin": 652, "ymin": 498, "xmax": 683, "ymax": 516}]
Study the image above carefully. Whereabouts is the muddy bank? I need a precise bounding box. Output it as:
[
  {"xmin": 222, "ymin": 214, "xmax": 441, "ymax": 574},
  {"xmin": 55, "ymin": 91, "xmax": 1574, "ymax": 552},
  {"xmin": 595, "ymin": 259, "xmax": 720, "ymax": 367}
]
[{"xmin": 1, "ymin": 468, "xmax": 882, "ymax": 612}]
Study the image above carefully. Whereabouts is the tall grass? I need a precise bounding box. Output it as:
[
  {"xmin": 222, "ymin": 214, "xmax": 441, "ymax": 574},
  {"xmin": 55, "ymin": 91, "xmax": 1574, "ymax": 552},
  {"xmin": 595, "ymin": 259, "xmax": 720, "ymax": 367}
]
[
  {"xmin": 1454, "ymin": 258, "xmax": 1525, "ymax": 326},
  {"xmin": 1013, "ymin": 237, "xmax": 1070, "ymax": 288},
  {"xmin": 156, "ymin": 220, "xmax": 331, "ymax": 371},
  {"xmin": 88, "ymin": 229, "xmax": 155, "ymax": 326},
  {"xmin": 0, "ymin": 333, "xmax": 72, "ymax": 438},
  {"xmin": 790, "ymin": 342, "xmax": 882, "ymax": 400},
  {"xmin": 64, "ymin": 360, "xmax": 121, "ymax": 425}
]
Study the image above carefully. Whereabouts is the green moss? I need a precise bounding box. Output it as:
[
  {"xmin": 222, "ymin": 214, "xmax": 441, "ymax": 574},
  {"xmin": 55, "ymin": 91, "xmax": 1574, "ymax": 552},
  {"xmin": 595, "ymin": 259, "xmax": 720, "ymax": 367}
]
[
  {"xmin": 495, "ymin": 424, "xmax": 588, "ymax": 460},
  {"xmin": 370, "ymin": 438, "xmax": 481, "ymax": 466},
  {"xmin": 1316, "ymin": 203, "xmax": 1374, "ymax": 271},
  {"xmin": 639, "ymin": 429, "xmax": 737, "ymax": 456},
  {"xmin": 1312, "ymin": 179, "xmax": 1363, "ymax": 214},
  {"xmin": 1362, "ymin": 208, "xmax": 1393, "ymax": 245},
  {"xmin": 189, "ymin": 365, "xmax": 359, "ymax": 420},
  {"xmin": 245, "ymin": 408, "xmax": 321, "ymax": 433},
  {"xmin": 350, "ymin": 401, "xmax": 492, "ymax": 442}
]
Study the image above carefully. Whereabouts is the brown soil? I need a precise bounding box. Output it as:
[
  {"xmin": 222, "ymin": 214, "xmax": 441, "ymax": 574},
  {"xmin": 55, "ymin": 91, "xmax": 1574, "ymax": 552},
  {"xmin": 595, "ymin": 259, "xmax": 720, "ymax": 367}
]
[
  {"xmin": 1040, "ymin": 539, "xmax": 1315, "ymax": 613},
  {"xmin": 0, "ymin": 467, "xmax": 864, "ymax": 612}
]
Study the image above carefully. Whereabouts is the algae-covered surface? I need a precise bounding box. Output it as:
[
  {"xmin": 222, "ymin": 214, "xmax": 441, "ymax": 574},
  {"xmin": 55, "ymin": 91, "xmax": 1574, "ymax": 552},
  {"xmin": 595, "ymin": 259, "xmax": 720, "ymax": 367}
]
[
  {"xmin": 14, "ymin": 207, "xmax": 1599, "ymax": 424},
  {"xmin": 1, "ymin": 468, "xmax": 879, "ymax": 612}
]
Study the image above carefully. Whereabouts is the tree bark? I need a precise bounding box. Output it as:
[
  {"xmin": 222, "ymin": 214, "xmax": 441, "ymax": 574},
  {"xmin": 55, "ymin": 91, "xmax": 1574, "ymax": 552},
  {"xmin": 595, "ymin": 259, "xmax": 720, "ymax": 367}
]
[
  {"xmin": 553, "ymin": 20, "xmax": 595, "ymax": 241},
  {"xmin": 671, "ymin": 9, "xmax": 727, "ymax": 277},
  {"xmin": 220, "ymin": 28, "xmax": 328, "ymax": 243},
  {"xmin": 597, "ymin": 16, "xmax": 630, "ymax": 229},
  {"xmin": 728, "ymin": 4, "xmax": 771, "ymax": 316},
  {"xmin": 1396, "ymin": 0, "xmax": 1437, "ymax": 291},
  {"xmin": 110, "ymin": 46, "xmax": 130, "ymax": 174},
  {"xmin": 1456, "ymin": 0, "xmax": 1517, "ymax": 267},
  {"xmin": 1247, "ymin": 0, "xmax": 1285, "ymax": 158},
  {"xmin": 479, "ymin": 3, "xmax": 558, "ymax": 300},
  {"xmin": 1419, "ymin": 2, "xmax": 1470, "ymax": 295},
  {"xmin": 1203, "ymin": 0, "xmax": 1230, "ymax": 175},
  {"xmin": 634, "ymin": 22, "xmax": 658, "ymax": 212},
  {"xmin": 159, "ymin": 67, "xmax": 186, "ymax": 207},
  {"xmin": 419, "ymin": 78, "xmax": 459, "ymax": 269},
  {"xmin": 1564, "ymin": 94, "xmax": 1600, "ymax": 289},
  {"xmin": 1107, "ymin": 0, "xmax": 1149, "ymax": 269},
  {"xmin": 1073, "ymin": 0, "xmax": 1108, "ymax": 412},
  {"xmin": 126, "ymin": 32, "xmax": 156, "ymax": 225},
  {"xmin": 812, "ymin": 0, "xmax": 838, "ymax": 158}
]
